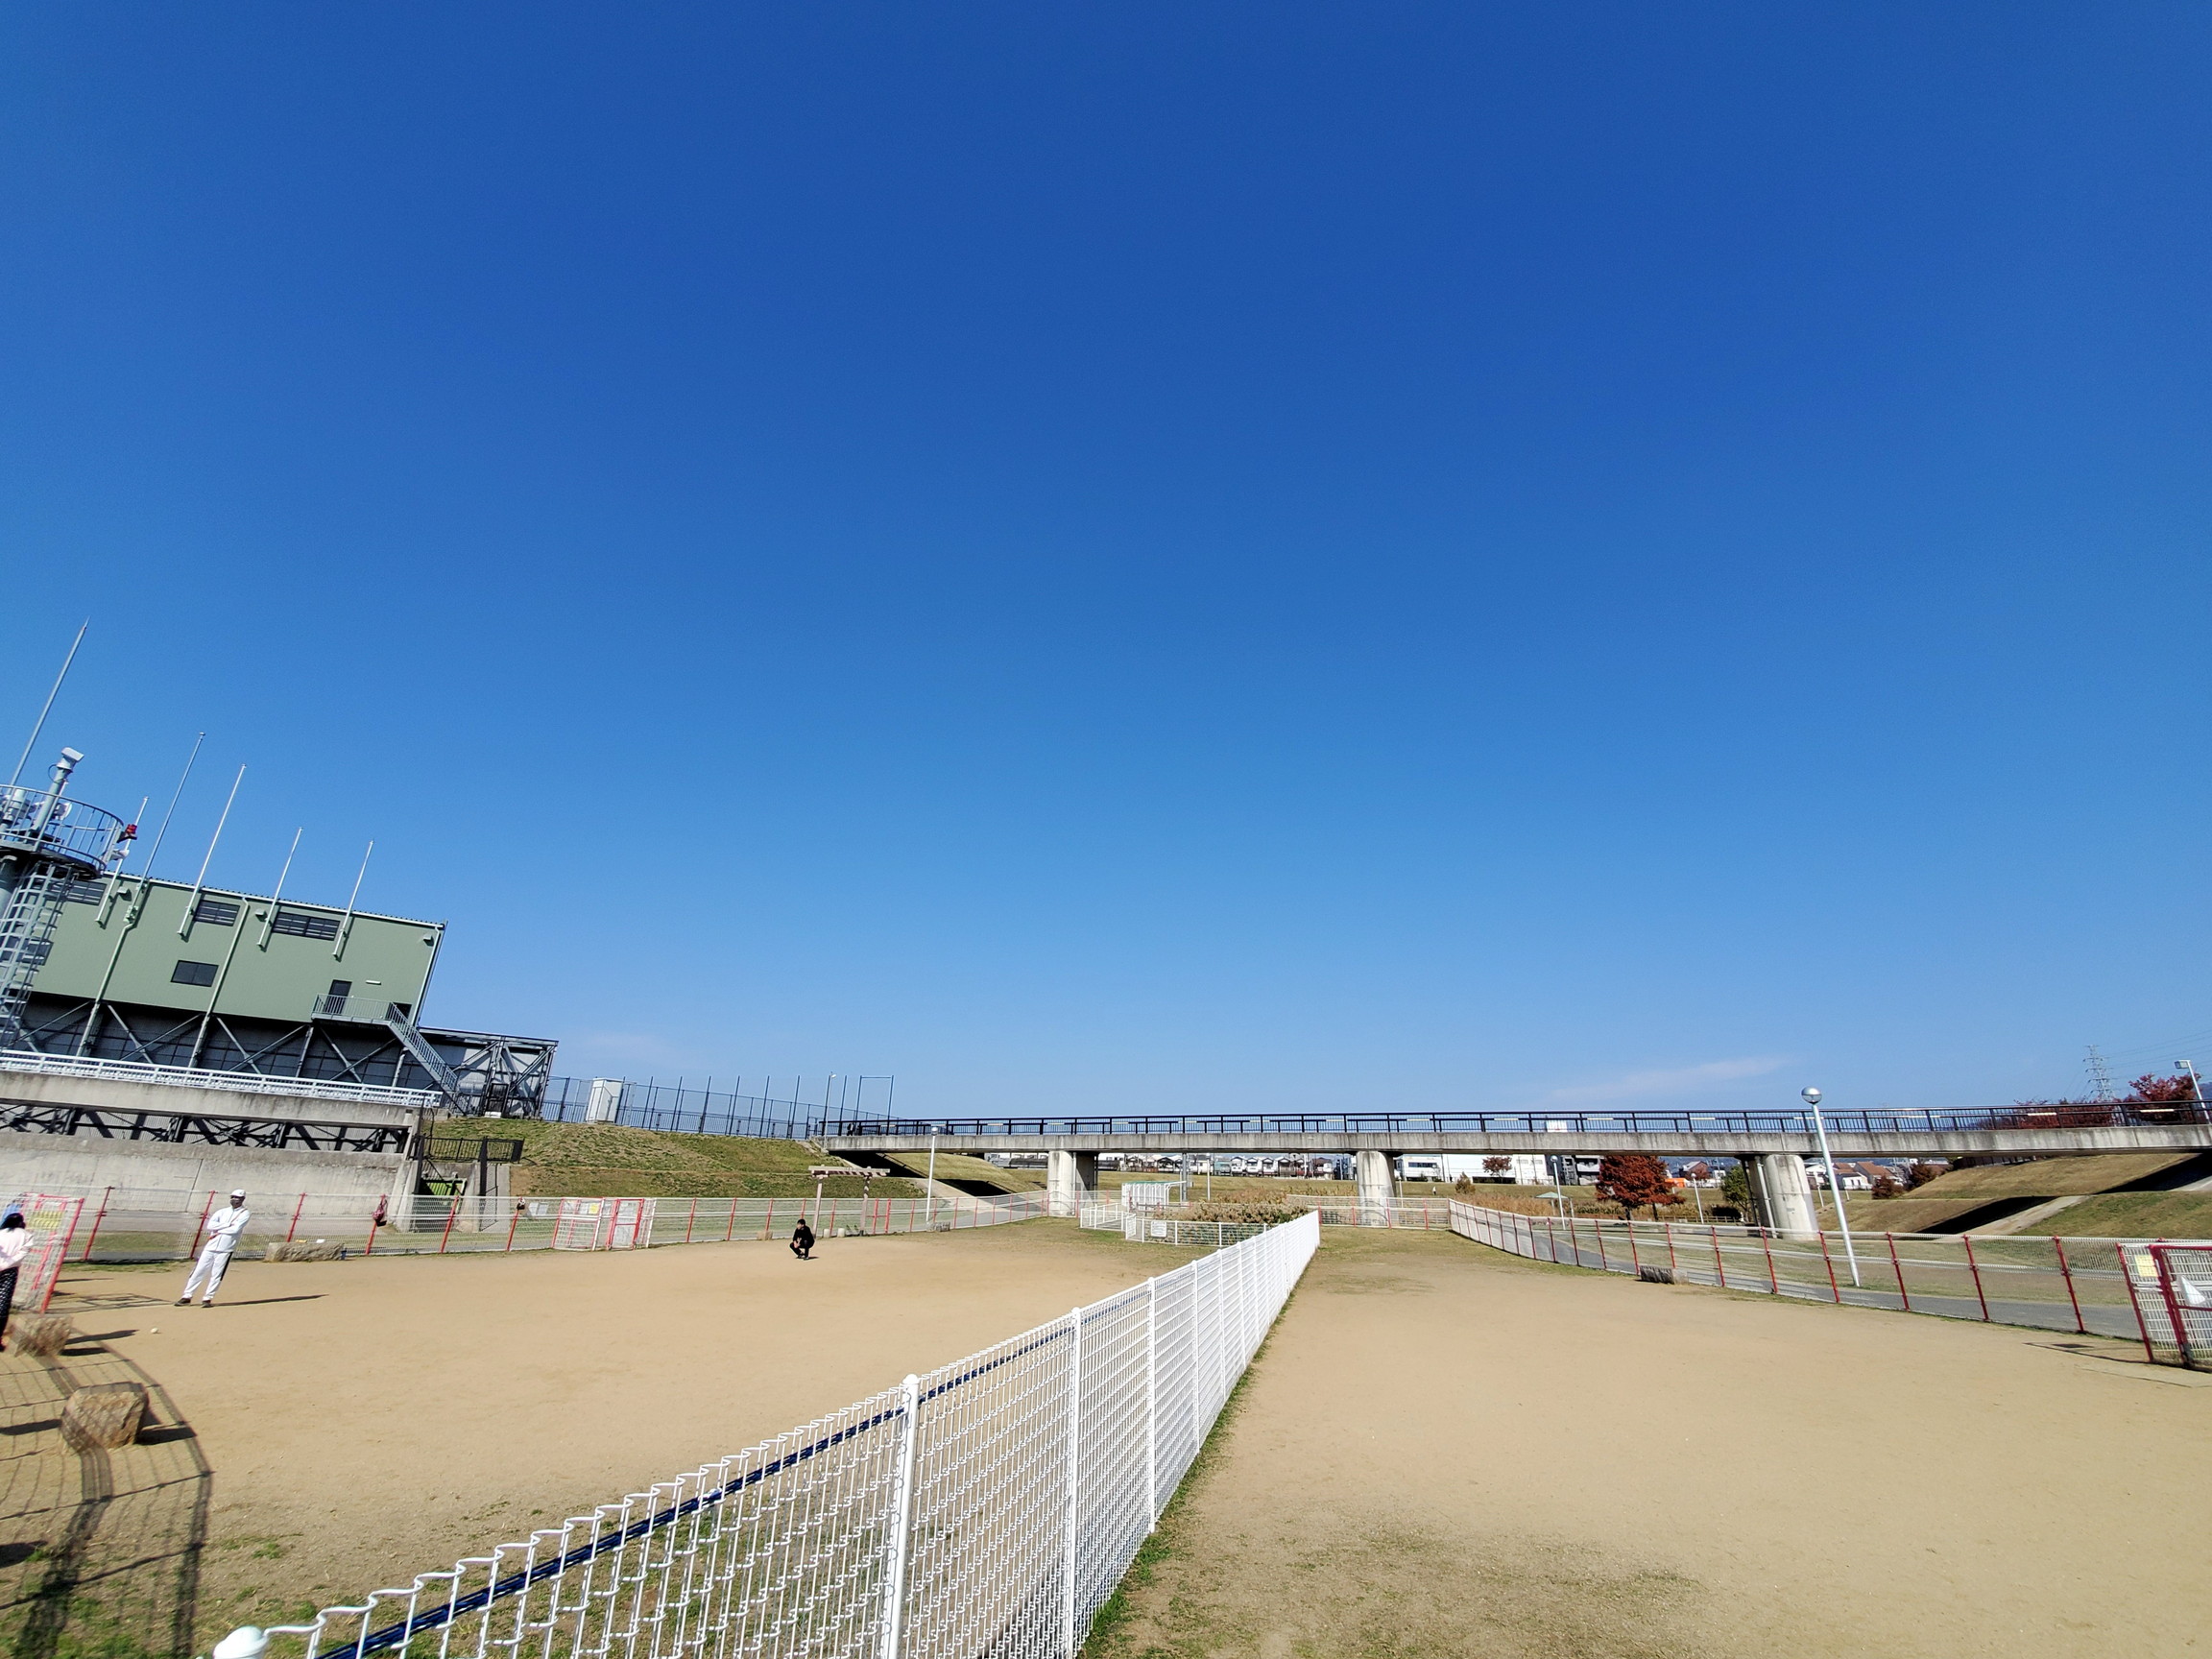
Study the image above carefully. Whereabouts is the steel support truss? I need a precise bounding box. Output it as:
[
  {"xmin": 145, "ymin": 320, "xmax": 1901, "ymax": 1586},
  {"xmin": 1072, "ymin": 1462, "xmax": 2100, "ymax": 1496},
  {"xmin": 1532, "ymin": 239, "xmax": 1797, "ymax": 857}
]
[{"xmin": 0, "ymin": 1094, "xmax": 413, "ymax": 1153}]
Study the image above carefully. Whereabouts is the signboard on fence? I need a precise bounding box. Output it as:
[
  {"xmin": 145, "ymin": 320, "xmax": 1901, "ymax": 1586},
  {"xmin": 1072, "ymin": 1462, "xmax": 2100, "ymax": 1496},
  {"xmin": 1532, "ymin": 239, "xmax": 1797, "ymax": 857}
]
[
  {"xmin": 1, "ymin": 1192, "xmax": 86, "ymax": 1311},
  {"xmin": 552, "ymin": 1197, "xmax": 658, "ymax": 1251},
  {"xmin": 2146, "ymin": 1242, "xmax": 2212, "ymax": 1370}
]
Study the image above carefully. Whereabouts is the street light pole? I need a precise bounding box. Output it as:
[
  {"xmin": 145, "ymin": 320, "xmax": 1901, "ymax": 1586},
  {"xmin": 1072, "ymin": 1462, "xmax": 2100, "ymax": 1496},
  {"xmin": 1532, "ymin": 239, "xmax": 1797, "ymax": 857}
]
[
  {"xmin": 926, "ymin": 1125, "xmax": 939, "ymax": 1229},
  {"xmin": 1802, "ymin": 1086, "xmax": 1861, "ymax": 1288}
]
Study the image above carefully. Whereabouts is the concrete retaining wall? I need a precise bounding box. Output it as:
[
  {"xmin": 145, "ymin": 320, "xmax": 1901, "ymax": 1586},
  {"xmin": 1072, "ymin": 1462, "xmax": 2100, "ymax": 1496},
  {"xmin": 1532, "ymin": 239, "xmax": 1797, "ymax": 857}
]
[{"xmin": 0, "ymin": 1133, "xmax": 410, "ymax": 1204}]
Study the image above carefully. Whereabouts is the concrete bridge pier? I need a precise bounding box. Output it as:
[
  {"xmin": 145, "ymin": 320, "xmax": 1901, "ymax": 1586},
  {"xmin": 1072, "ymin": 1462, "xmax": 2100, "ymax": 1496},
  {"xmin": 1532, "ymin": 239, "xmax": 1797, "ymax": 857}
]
[
  {"xmin": 1047, "ymin": 1150, "xmax": 1098, "ymax": 1217},
  {"xmin": 1746, "ymin": 1153, "xmax": 1819, "ymax": 1239},
  {"xmin": 1355, "ymin": 1149, "xmax": 1396, "ymax": 1226}
]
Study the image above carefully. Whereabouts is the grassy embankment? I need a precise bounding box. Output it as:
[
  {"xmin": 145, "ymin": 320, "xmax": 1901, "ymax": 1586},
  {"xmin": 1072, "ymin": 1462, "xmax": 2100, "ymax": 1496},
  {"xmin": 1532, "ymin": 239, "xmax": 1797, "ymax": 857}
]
[
  {"xmin": 1836, "ymin": 1152, "xmax": 2212, "ymax": 1238},
  {"xmin": 440, "ymin": 1118, "xmax": 914, "ymax": 1199},
  {"xmin": 1447, "ymin": 1157, "xmax": 2212, "ymax": 1238}
]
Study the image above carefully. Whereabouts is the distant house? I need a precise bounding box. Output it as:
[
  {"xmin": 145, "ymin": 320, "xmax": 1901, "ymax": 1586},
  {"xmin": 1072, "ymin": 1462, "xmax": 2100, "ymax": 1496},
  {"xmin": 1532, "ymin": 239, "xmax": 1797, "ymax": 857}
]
[{"xmin": 1438, "ymin": 1153, "xmax": 1550, "ymax": 1184}]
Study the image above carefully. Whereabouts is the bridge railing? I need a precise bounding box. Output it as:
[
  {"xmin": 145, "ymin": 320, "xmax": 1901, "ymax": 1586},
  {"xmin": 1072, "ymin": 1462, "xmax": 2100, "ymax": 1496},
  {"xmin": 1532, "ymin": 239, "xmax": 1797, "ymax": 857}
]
[
  {"xmin": 825, "ymin": 1101, "xmax": 2212, "ymax": 1140},
  {"xmin": 1444, "ymin": 1199, "xmax": 2196, "ymax": 1363}
]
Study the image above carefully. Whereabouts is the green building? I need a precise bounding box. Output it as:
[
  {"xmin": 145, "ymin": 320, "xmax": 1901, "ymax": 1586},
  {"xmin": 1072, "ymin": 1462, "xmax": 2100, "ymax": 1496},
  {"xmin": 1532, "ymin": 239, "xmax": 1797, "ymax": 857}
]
[{"xmin": 19, "ymin": 872, "xmax": 555, "ymax": 1113}]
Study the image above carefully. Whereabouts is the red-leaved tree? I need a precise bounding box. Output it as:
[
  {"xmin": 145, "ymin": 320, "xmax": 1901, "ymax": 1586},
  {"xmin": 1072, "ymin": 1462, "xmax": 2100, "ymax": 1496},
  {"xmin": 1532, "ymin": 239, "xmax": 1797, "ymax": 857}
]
[
  {"xmin": 1595, "ymin": 1153, "xmax": 1675, "ymax": 1220},
  {"xmin": 2128, "ymin": 1072, "xmax": 2199, "ymax": 1103}
]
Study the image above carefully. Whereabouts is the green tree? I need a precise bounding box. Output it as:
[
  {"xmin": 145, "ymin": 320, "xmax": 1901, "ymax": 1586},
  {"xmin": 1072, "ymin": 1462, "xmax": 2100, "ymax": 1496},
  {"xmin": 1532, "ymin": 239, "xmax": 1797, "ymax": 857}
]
[{"xmin": 1719, "ymin": 1161, "xmax": 1754, "ymax": 1213}]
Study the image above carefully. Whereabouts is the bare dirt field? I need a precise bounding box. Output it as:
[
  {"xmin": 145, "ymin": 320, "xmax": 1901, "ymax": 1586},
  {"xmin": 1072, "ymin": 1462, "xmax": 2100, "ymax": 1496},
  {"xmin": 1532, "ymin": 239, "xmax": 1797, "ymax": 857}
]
[
  {"xmin": 4, "ymin": 1218, "xmax": 1207, "ymax": 1653},
  {"xmin": 1091, "ymin": 1228, "xmax": 2212, "ymax": 1659}
]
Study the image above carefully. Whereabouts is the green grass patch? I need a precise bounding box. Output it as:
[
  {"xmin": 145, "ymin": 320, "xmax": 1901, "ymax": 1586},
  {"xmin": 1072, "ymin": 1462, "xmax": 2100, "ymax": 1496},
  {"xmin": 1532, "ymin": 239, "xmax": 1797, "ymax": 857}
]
[{"xmin": 2025, "ymin": 1190, "xmax": 2212, "ymax": 1238}]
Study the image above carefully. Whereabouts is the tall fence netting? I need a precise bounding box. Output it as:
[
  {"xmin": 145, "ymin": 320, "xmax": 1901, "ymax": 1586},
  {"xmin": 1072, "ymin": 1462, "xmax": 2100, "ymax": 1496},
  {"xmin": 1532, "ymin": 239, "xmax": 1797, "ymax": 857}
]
[
  {"xmin": 1446, "ymin": 1198, "xmax": 2204, "ymax": 1363},
  {"xmin": 252, "ymin": 1211, "xmax": 1319, "ymax": 1658}
]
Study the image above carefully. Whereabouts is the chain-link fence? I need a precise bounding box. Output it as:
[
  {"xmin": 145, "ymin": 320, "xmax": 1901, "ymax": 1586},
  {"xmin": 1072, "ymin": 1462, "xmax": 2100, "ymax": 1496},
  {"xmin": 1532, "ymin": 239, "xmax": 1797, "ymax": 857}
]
[
  {"xmin": 1445, "ymin": 1198, "xmax": 2192, "ymax": 1356},
  {"xmin": 238, "ymin": 1211, "xmax": 1319, "ymax": 1659},
  {"xmin": 16, "ymin": 1184, "xmax": 1048, "ymax": 1265}
]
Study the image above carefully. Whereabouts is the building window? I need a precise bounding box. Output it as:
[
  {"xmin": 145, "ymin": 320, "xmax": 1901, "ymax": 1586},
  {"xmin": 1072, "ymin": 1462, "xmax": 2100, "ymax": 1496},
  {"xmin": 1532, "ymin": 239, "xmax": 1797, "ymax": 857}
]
[
  {"xmin": 270, "ymin": 907, "xmax": 340, "ymax": 940},
  {"xmin": 172, "ymin": 960, "xmax": 218, "ymax": 987},
  {"xmin": 328, "ymin": 979, "xmax": 352, "ymax": 999},
  {"xmin": 191, "ymin": 897, "xmax": 239, "ymax": 926}
]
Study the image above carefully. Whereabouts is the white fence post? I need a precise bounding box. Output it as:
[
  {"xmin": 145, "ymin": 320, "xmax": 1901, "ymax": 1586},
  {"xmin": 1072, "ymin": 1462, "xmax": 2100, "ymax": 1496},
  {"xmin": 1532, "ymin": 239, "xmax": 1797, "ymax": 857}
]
[
  {"xmin": 878, "ymin": 1373, "xmax": 921, "ymax": 1659},
  {"xmin": 1064, "ymin": 1305, "xmax": 1083, "ymax": 1657}
]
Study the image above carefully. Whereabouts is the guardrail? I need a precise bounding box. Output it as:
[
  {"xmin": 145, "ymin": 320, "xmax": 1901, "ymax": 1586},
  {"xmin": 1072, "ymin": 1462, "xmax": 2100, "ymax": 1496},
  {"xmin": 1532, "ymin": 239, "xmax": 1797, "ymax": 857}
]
[
  {"xmin": 0, "ymin": 1049, "xmax": 437, "ymax": 1109},
  {"xmin": 240, "ymin": 1211, "xmax": 1320, "ymax": 1659}
]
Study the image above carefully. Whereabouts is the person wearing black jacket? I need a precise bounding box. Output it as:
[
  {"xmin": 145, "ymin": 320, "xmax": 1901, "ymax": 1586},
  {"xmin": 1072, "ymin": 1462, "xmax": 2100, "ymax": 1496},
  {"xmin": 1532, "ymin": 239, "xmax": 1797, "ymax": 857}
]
[{"xmin": 789, "ymin": 1219, "xmax": 815, "ymax": 1260}]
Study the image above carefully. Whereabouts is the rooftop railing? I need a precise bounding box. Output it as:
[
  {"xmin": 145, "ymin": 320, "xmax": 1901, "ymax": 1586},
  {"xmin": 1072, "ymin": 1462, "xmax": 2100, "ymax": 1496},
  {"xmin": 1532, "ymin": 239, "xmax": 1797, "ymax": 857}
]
[
  {"xmin": 0, "ymin": 786, "xmax": 127, "ymax": 870},
  {"xmin": 0, "ymin": 1048, "xmax": 439, "ymax": 1109}
]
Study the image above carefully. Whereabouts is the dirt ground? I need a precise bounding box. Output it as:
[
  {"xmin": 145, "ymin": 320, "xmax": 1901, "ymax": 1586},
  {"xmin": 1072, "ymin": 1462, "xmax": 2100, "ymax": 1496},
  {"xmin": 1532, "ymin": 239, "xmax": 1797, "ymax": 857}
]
[
  {"xmin": 1089, "ymin": 1229, "xmax": 2212, "ymax": 1659},
  {"xmin": 7, "ymin": 1219, "xmax": 1207, "ymax": 1651}
]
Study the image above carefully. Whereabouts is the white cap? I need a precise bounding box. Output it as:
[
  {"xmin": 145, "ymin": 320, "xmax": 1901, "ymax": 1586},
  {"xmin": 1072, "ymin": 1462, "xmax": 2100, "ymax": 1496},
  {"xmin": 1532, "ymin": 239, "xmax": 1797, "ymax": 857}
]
[
  {"xmin": 212, "ymin": 1627, "xmax": 269, "ymax": 1659},
  {"xmin": 230, "ymin": 1190, "xmax": 246, "ymax": 1199}
]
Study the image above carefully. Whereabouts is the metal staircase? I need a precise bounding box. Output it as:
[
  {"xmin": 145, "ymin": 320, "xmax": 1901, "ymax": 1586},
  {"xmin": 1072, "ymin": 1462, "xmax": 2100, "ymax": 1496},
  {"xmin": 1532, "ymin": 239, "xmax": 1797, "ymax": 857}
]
[
  {"xmin": 384, "ymin": 1010, "xmax": 465, "ymax": 1108},
  {"xmin": 0, "ymin": 862, "xmax": 70, "ymax": 1049}
]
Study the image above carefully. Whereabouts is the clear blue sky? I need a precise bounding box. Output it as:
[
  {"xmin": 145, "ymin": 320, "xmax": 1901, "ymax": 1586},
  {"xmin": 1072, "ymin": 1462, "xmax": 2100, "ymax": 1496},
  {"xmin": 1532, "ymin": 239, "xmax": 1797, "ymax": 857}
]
[{"xmin": 5, "ymin": 4, "xmax": 2208, "ymax": 1115}]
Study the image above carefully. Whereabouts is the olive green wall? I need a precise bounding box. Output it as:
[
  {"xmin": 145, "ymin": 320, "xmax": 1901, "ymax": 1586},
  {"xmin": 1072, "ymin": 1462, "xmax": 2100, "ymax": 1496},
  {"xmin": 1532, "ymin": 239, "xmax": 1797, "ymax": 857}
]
[{"xmin": 36, "ymin": 877, "xmax": 444, "ymax": 1024}]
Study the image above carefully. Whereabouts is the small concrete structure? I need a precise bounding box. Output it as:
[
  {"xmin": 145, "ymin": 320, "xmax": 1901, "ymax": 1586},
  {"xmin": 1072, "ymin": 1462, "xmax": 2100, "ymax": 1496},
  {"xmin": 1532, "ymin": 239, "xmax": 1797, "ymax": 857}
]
[
  {"xmin": 1745, "ymin": 1153, "xmax": 1819, "ymax": 1239},
  {"xmin": 1046, "ymin": 1150, "xmax": 1098, "ymax": 1216},
  {"xmin": 1355, "ymin": 1149, "xmax": 1394, "ymax": 1226}
]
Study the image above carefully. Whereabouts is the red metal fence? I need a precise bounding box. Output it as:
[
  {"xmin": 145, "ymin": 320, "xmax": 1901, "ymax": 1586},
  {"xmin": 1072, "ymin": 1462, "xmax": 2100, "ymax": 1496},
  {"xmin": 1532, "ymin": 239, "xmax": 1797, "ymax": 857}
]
[{"xmin": 1448, "ymin": 1198, "xmax": 2207, "ymax": 1366}]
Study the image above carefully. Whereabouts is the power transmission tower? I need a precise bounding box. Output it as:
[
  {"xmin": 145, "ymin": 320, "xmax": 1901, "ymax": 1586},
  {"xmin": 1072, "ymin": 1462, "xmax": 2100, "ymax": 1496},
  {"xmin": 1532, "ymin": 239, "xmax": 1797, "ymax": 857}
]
[{"xmin": 2082, "ymin": 1045, "xmax": 2116, "ymax": 1104}]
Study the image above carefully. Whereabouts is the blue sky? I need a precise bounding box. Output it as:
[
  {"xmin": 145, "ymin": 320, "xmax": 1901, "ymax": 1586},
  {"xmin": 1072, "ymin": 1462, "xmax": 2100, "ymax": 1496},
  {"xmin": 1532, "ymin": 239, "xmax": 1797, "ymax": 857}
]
[{"xmin": 5, "ymin": 4, "xmax": 2209, "ymax": 1115}]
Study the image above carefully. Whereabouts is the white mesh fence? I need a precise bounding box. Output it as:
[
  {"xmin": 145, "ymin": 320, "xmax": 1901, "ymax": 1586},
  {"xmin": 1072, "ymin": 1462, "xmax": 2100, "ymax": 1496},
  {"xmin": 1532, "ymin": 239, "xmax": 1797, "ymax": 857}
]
[{"xmin": 251, "ymin": 1211, "xmax": 1319, "ymax": 1659}]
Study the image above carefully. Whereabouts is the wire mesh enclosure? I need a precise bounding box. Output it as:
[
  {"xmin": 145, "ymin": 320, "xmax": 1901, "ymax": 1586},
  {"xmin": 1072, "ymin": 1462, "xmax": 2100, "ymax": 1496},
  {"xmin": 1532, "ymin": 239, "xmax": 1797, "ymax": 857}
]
[
  {"xmin": 249, "ymin": 1211, "xmax": 1320, "ymax": 1659},
  {"xmin": 16, "ymin": 1185, "xmax": 1049, "ymax": 1265},
  {"xmin": 0, "ymin": 1190, "xmax": 84, "ymax": 1311},
  {"xmin": 1447, "ymin": 1198, "xmax": 2187, "ymax": 1358}
]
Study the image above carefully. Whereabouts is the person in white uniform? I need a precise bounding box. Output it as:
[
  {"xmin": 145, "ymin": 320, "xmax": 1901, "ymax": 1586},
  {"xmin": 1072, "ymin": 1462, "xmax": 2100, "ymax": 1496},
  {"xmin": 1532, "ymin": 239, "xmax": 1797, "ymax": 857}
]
[{"xmin": 180, "ymin": 1190, "xmax": 252, "ymax": 1307}]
